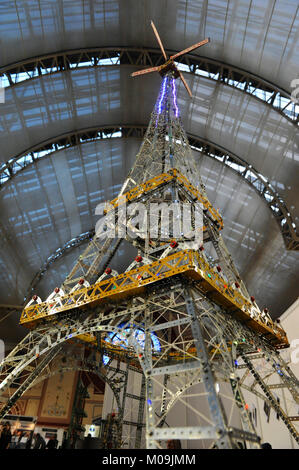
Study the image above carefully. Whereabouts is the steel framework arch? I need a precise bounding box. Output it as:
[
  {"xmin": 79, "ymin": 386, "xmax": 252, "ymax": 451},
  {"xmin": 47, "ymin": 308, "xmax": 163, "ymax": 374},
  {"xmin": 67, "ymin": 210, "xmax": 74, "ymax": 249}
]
[
  {"xmin": 2, "ymin": 127, "xmax": 295, "ymax": 281},
  {"xmin": 0, "ymin": 318, "xmax": 140, "ymax": 418},
  {"xmin": 33, "ymin": 356, "xmax": 123, "ymax": 418},
  {"xmin": 28, "ymin": 352, "xmax": 146, "ymax": 440},
  {"xmin": 0, "ymin": 342, "xmax": 146, "ymax": 448},
  {"xmin": 1, "ymin": 47, "xmax": 297, "ymax": 125},
  {"xmin": 1, "ymin": 286, "xmax": 298, "ymax": 447},
  {"xmin": 24, "ymin": 230, "xmax": 95, "ymax": 301}
]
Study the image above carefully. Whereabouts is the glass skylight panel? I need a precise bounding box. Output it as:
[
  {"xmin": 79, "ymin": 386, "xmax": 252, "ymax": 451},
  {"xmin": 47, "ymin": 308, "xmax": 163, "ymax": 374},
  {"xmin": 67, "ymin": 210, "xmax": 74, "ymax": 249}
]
[
  {"xmin": 254, "ymin": 89, "xmax": 266, "ymax": 100},
  {"xmin": 40, "ymin": 68, "xmax": 50, "ymax": 75},
  {"xmin": 195, "ymin": 68, "xmax": 210, "ymax": 78},
  {"xmin": 175, "ymin": 62, "xmax": 190, "ymax": 73},
  {"xmin": 1, "ymin": 75, "xmax": 10, "ymax": 87},
  {"xmin": 0, "ymin": 173, "xmax": 9, "ymax": 183},
  {"xmin": 63, "ymin": 2, "xmax": 85, "ymax": 31},
  {"xmin": 98, "ymin": 57, "xmax": 119, "ymax": 66},
  {"xmin": 280, "ymin": 96, "xmax": 290, "ymax": 108},
  {"xmin": 264, "ymin": 193, "xmax": 274, "ymax": 202},
  {"xmin": 272, "ymin": 94, "xmax": 281, "ymax": 107},
  {"xmin": 258, "ymin": 173, "xmax": 268, "ymax": 183},
  {"xmin": 234, "ymin": 82, "xmax": 246, "ymax": 91},
  {"xmin": 70, "ymin": 60, "xmax": 93, "ymax": 69},
  {"xmin": 226, "ymin": 161, "xmax": 245, "ymax": 172},
  {"xmin": 93, "ymin": 0, "xmax": 119, "ymax": 26},
  {"xmin": 15, "ymin": 72, "xmax": 30, "ymax": 83},
  {"xmin": 175, "ymin": 2, "xmax": 200, "ymax": 34}
]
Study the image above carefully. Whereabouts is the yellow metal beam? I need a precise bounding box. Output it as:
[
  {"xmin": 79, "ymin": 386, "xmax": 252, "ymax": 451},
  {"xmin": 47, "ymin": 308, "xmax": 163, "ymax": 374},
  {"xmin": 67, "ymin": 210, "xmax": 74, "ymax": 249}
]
[
  {"xmin": 20, "ymin": 249, "xmax": 288, "ymax": 349},
  {"xmin": 105, "ymin": 168, "xmax": 223, "ymax": 230}
]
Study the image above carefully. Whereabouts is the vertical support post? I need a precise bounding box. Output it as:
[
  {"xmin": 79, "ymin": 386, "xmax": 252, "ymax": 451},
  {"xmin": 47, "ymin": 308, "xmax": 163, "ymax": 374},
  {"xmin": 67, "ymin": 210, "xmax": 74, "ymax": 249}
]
[
  {"xmin": 117, "ymin": 362, "xmax": 129, "ymax": 448},
  {"xmin": 143, "ymin": 308, "xmax": 156, "ymax": 449},
  {"xmin": 135, "ymin": 373, "xmax": 146, "ymax": 448},
  {"xmin": 184, "ymin": 289, "xmax": 234, "ymax": 449}
]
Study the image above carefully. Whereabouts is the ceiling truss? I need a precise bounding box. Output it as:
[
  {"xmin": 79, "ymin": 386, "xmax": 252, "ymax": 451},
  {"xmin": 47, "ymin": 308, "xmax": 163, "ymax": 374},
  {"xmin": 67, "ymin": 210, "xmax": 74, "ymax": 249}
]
[
  {"xmin": 1, "ymin": 125, "xmax": 297, "ymax": 253},
  {"xmin": 0, "ymin": 47, "xmax": 297, "ymax": 125}
]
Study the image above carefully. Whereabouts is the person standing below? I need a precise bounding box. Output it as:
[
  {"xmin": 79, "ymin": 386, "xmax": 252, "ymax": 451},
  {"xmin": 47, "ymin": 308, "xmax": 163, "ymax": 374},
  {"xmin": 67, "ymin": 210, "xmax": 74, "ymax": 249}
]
[
  {"xmin": 14, "ymin": 430, "xmax": 22, "ymax": 449},
  {"xmin": 26, "ymin": 432, "xmax": 33, "ymax": 449},
  {"xmin": 9, "ymin": 430, "xmax": 19, "ymax": 449},
  {"xmin": 18, "ymin": 431, "xmax": 29, "ymax": 449},
  {"xmin": 0, "ymin": 422, "xmax": 12, "ymax": 450},
  {"xmin": 46, "ymin": 436, "xmax": 57, "ymax": 449},
  {"xmin": 33, "ymin": 433, "xmax": 46, "ymax": 449}
]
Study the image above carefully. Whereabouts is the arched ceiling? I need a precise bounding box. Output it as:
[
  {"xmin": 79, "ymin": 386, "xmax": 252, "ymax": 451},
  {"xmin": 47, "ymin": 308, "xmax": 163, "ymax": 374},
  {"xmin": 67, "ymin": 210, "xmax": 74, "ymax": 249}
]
[
  {"xmin": 0, "ymin": 138, "xmax": 297, "ymax": 309},
  {"xmin": 1, "ymin": 68, "xmax": 298, "ymax": 214},
  {"xmin": 0, "ymin": 0, "xmax": 298, "ymax": 349},
  {"xmin": 0, "ymin": 0, "xmax": 298, "ymax": 92}
]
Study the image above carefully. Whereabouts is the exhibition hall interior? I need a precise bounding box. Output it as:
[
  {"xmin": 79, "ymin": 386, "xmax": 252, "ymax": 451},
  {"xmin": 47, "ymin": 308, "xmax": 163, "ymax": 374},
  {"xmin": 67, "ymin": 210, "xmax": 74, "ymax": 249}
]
[{"xmin": 0, "ymin": 0, "xmax": 298, "ymax": 450}]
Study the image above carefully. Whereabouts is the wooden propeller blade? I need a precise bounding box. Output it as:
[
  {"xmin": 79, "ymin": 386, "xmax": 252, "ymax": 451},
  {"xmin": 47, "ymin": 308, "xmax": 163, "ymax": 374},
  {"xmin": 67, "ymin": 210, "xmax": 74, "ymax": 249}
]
[
  {"xmin": 170, "ymin": 38, "xmax": 210, "ymax": 61},
  {"xmin": 178, "ymin": 70, "xmax": 192, "ymax": 98},
  {"xmin": 151, "ymin": 20, "xmax": 167, "ymax": 61},
  {"xmin": 131, "ymin": 66, "xmax": 160, "ymax": 77}
]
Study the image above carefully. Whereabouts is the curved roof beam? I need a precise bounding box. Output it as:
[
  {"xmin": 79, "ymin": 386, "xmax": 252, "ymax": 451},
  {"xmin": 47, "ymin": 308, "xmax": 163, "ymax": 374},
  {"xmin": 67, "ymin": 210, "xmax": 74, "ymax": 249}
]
[
  {"xmin": 5, "ymin": 127, "xmax": 295, "ymax": 303},
  {"xmin": 24, "ymin": 229, "xmax": 94, "ymax": 301},
  {"xmin": 2, "ymin": 125, "xmax": 298, "ymax": 252},
  {"xmin": 29, "ymin": 357, "xmax": 122, "ymax": 412},
  {"xmin": 1, "ymin": 47, "xmax": 297, "ymax": 125}
]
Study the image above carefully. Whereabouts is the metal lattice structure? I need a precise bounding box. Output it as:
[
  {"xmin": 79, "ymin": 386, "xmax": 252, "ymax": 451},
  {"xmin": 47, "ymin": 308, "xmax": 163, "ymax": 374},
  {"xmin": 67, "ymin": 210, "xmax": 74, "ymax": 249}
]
[
  {"xmin": 1, "ymin": 47, "xmax": 297, "ymax": 123},
  {"xmin": 9, "ymin": 344, "xmax": 146, "ymax": 448},
  {"xmin": 0, "ymin": 68, "xmax": 298, "ymax": 449},
  {"xmin": 2, "ymin": 126, "xmax": 297, "ymax": 252}
]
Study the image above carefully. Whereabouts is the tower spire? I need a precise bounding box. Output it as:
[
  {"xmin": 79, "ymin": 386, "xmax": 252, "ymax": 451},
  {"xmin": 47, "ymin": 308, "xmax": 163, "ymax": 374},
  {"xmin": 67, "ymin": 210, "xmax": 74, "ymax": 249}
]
[{"xmin": 123, "ymin": 72, "xmax": 206, "ymax": 197}]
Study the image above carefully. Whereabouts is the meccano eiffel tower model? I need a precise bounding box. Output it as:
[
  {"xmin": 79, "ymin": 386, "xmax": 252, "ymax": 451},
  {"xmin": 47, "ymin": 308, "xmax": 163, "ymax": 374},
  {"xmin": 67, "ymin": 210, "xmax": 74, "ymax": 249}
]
[{"xmin": 0, "ymin": 24, "xmax": 298, "ymax": 449}]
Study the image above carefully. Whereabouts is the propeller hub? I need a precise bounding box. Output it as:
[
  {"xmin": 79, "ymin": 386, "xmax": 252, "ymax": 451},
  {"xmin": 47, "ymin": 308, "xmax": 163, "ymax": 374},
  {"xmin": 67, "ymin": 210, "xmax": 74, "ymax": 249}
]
[{"xmin": 158, "ymin": 60, "xmax": 180, "ymax": 79}]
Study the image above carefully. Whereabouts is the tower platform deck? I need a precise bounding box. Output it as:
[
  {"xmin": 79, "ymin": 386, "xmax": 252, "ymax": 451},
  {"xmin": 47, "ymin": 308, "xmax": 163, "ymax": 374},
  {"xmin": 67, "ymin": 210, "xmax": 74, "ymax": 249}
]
[{"xmin": 20, "ymin": 249, "xmax": 288, "ymax": 349}]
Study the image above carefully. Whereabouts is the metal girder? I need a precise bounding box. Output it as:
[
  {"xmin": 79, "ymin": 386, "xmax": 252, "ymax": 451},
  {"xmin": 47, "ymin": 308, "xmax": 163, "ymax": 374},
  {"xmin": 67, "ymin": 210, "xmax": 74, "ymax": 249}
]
[
  {"xmin": 0, "ymin": 304, "xmax": 23, "ymax": 310},
  {"xmin": 0, "ymin": 47, "xmax": 297, "ymax": 124},
  {"xmin": 21, "ymin": 351, "xmax": 145, "ymax": 449},
  {"xmin": 0, "ymin": 281, "xmax": 298, "ymax": 447},
  {"xmin": 0, "ymin": 305, "xmax": 23, "ymax": 325},
  {"xmin": 0, "ymin": 345, "xmax": 62, "ymax": 418},
  {"xmin": 150, "ymin": 425, "xmax": 218, "ymax": 440},
  {"xmin": 24, "ymin": 229, "xmax": 95, "ymax": 301},
  {"xmin": 105, "ymin": 168, "xmax": 222, "ymax": 228},
  {"xmin": 240, "ymin": 353, "xmax": 299, "ymax": 444},
  {"xmin": 30, "ymin": 360, "xmax": 122, "ymax": 411},
  {"xmin": 20, "ymin": 248, "xmax": 288, "ymax": 349},
  {"xmin": 185, "ymin": 290, "xmax": 234, "ymax": 448},
  {"xmin": 1, "ymin": 125, "xmax": 297, "ymax": 251}
]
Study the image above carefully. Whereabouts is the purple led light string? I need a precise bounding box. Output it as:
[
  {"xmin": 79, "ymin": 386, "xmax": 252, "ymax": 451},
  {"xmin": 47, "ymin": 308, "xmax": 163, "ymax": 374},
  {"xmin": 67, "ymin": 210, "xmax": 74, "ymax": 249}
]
[
  {"xmin": 157, "ymin": 75, "xmax": 168, "ymax": 114},
  {"xmin": 172, "ymin": 78, "xmax": 179, "ymax": 118}
]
